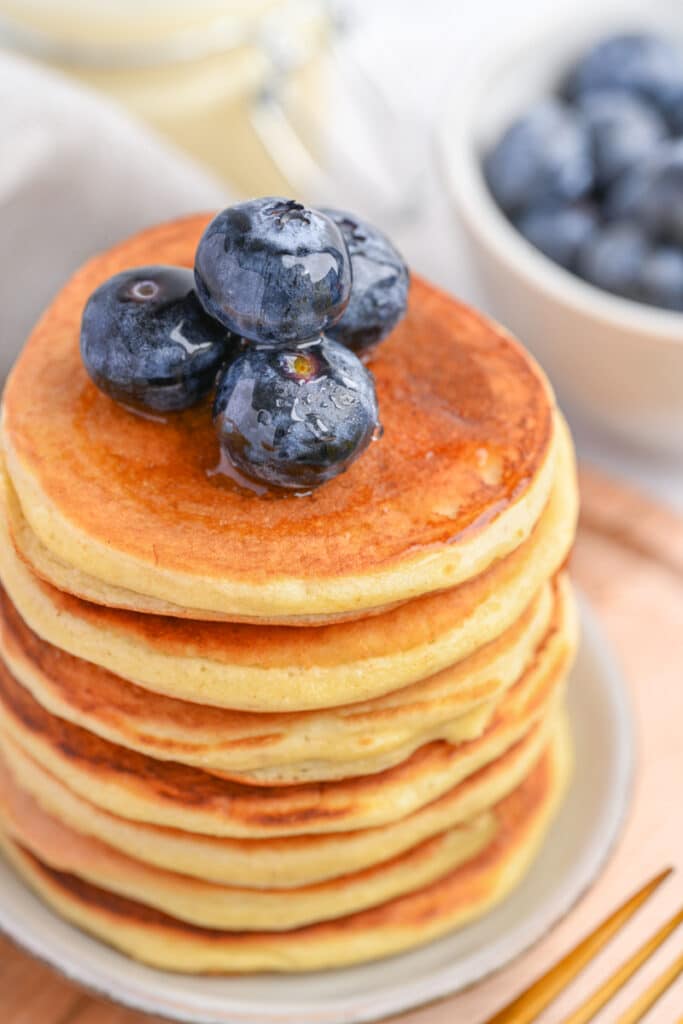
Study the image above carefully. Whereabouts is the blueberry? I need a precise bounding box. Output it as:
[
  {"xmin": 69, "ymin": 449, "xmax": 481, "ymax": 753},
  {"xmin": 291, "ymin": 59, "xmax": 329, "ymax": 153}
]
[
  {"xmin": 576, "ymin": 223, "xmax": 650, "ymax": 300},
  {"xmin": 517, "ymin": 204, "xmax": 598, "ymax": 270},
  {"xmin": 662, "ymin": 80, "xmax": 683, "ymax": 134},
  {"xmin": 603, "ymin": 156, "xmax": 658, "ymax": 222},
  {"xmin": 634, "ymin": 142, "xmax": 683, "ymax": 245},
  {"xmin": 564, "ymin": 33, "xmax": 683, "ymax": 132},
  {"xmin": 639, "ymin": 247, "xmax": 683, "ymax": 311},
  {"xmin": 319, "ymin": 209, "xmax": 409, "ymax": 355},
  {"xmin": 194, "ymin": 199, "xmax": 352, "ymax": 346},
  {"xmin": 606, "ymin": 141, "xmax": 683, "ymax": 244},
  {"xmin": 578, "ymin": 90, "xmax": 667, "ymax": 187},
  {"xmin": 213, "ymin": 338, "xmax": 380, "ymax": 491},
  {"xmin": 80, "ymin": 266, "xmax": 233, "ymax": 412},
  {"xmin": 484, "ymin": 99, "xmax": 594, "ymax": 215}
]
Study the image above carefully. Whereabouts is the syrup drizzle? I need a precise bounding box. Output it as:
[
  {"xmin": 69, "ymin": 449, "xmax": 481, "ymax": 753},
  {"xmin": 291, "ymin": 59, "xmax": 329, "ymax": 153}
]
[
  {"xmin": 206, "ymin": 450, "xmax": 313, "ymax": 500},
  {"xmin": 120, "ymin": 403, "xmax": 169, "ymax": 425}
]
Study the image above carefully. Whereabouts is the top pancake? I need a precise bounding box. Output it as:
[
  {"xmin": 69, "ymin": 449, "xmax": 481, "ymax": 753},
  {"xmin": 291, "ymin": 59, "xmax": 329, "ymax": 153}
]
[{"xmin": 2, "ymin": 215, "xmax": 556, "ymax": 621}]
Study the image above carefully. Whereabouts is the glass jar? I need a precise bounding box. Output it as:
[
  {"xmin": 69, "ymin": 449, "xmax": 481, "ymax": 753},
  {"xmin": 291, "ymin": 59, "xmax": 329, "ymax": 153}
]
[{"xmin": 0, "ymin": 0, "xmax": 329, "ymax": 196}]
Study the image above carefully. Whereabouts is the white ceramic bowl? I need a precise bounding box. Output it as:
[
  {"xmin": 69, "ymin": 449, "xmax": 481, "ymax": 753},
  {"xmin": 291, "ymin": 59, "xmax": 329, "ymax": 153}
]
[{"xmin": 437, "ymin": 4, "xmax": 683, "ymax": 457}]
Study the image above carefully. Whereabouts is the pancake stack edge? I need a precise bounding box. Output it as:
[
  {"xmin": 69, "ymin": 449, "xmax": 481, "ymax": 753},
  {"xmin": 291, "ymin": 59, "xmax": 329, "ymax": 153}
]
[{"xmin": 0, "ymin": 222, "xmax": 579, "ymax": 973}]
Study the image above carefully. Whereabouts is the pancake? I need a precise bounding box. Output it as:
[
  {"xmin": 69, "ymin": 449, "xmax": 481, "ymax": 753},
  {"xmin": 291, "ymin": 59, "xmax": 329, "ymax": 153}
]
[
  {"xmin": 0, "ymin": 713, "xmax": 553, "ymax": 889},
  {"xmin": 0, "ymin": 420, "xmax": 577, "ymax": 712},
  {"xmin": 0, "ymin": 759, "xmax": 497, "ymax": 931},
  {"xmin": 0, "ymin": 574, "xmax": 564, "ymax": 782},
  {"xmin": 0, "ymin": 602, "xmax": 575, "ymax": 837},
  {"xmin": 0, "ymin": 717, "xmax": 571, "ymax": 972},
  {"xmin": 1, "ymin": 216, "xmax": 557, "ymax": 623}
]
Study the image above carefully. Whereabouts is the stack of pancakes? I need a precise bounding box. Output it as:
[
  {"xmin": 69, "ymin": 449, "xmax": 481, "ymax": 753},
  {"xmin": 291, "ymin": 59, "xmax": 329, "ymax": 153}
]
[{"xmin": 0, "ymin": 216, "xmax": 578, "ymax": 973}]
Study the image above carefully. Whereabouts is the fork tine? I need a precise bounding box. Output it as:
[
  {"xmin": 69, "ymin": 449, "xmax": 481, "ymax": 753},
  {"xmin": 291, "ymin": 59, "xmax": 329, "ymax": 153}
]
[
  {"xmin": 616, "ymin": 949, "xmax": 683, "ymax": 1024},
  {"xmin": 484, "ymin": 869, "xmax": 673, "ymax": 1024},
  {"xmin": 558, "ymin": 906, "xmax": 683, "ymax": 1024}
]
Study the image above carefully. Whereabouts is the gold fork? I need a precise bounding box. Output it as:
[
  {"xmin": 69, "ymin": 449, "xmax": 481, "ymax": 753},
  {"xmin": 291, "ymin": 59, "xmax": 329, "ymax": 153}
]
[{"xmin": 485, "ymin": 868, "xmax": 682, "ymax": 1024}]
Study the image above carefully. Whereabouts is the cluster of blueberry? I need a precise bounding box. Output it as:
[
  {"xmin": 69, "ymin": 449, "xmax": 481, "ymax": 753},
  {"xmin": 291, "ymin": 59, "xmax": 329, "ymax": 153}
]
[
  {"xmin": 485, "ymin": 33, "xmax": 683, "ymax": 311},
  {"xmin": 80, "ymin": 198, "xmax": 409, "ymax": 491}
]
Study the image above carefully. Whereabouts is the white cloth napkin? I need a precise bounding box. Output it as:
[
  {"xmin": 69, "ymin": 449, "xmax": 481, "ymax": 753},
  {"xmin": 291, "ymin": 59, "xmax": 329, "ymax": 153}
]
[{"xmin": 0, "ymin": 50, "xmax": 231, "ymax": 382}]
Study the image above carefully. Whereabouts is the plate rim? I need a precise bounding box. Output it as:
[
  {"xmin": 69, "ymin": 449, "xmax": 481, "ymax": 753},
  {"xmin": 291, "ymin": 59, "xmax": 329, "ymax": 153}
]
[{"xmin": 0, "ymin": 592, "xmax": 635, "ymax": 1024}]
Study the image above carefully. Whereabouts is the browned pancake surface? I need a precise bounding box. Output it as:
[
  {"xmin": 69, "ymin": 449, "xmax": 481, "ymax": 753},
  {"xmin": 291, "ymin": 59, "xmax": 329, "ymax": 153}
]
[
  {"xmin": 0, "ymin": 624, "xmax": 564, "ymax": 831},
  {"xmin": 0, "ymin": 581, "xmax": 552, "ymax": 755},
  {"xmin": 3, "ymin": 216, "xmax": 552, "ymax": 583},
  {"xmin": 11, "ymin": 742, "xmax": 554, "ymax": 940},
  {"xmin": 6, "ymin": 500, "xmax": 563, "ymax": 674}
]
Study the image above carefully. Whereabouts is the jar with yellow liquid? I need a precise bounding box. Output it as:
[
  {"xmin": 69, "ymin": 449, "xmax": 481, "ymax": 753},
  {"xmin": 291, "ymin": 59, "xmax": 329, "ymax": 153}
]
[{"xmin": 0, "ymin": 0, "xmax": 329, "ymax": 196}]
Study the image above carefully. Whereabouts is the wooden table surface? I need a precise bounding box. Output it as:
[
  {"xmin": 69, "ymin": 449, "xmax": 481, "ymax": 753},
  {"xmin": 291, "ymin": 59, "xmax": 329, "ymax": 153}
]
[{"xmin": 1, "ymin": 465, "xmax": 682, "ymax": 1024}]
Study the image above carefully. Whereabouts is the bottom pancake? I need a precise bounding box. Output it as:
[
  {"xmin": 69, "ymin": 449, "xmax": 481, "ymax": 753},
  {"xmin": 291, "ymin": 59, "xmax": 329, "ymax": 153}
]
[
  {"xmin": 0, "ymin": 709, "xmax": 554, "ymax": 890},
  {"xmin": 0, "ymin": 757, "xmax": 496, "ymax": 931},
  {"xmin": 0, "ymin": 716, "xmax": 571, "ymax": 973}
]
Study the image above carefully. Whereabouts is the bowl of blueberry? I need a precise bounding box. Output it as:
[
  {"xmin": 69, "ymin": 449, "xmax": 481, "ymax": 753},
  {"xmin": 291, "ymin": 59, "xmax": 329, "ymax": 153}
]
[
  {"xmin": 438, "ymin": 8, "xmax": 683, "ymax": 457},
  {"xmin": 80, "ymin": 197, "xmax": 409, "ymax": 494}
]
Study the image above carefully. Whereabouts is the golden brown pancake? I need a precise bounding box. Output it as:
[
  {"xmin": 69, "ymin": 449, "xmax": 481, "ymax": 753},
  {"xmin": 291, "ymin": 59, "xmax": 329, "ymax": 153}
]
[
  {"xmin": 0, "ymin": 601, "xmax": 574, "ymax": 836},
  {"xmin": 0, "ymin": 713, "xmax": 553, "ymax": 889},
  {"xmin": 0, "ymin": 210, "xmax": 579, "ymax": 974},
  {"xmin": 0, "ymin": 758, "xmax": 497, "ymax": 931},
  {"xmin": 0, "ymin": 422, "xmax": 577, "ymax": 711},
  {"xmin": 1, "ymin": 216, "xmax": 558, "ymax": 622},
  {"xmin": 0, "ymin": 718, "xmax": 571, "ymax": 972},
  {"xmin": 0, "ymin": 576, "xmax": 568, "ymax": 782}
]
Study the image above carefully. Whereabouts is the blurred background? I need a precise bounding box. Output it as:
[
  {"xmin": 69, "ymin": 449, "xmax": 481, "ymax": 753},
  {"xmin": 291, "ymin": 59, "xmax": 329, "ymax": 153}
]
[{"xmin": 0, "ymin": 0, "xmax": 681, "ymax": 506}]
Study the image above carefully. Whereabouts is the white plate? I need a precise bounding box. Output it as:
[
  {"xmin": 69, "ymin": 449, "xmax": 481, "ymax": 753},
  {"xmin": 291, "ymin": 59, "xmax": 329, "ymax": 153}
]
[{"xmin": 0, "ymin": 594, "xmax": 634, "ymax": 1024}]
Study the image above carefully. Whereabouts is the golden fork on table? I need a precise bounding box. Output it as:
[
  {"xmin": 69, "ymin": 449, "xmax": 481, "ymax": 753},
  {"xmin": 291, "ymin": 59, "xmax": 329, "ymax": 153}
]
[{"xmin": 484, "ymin": 868, "xmax": 682, "ymax": 1024}]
